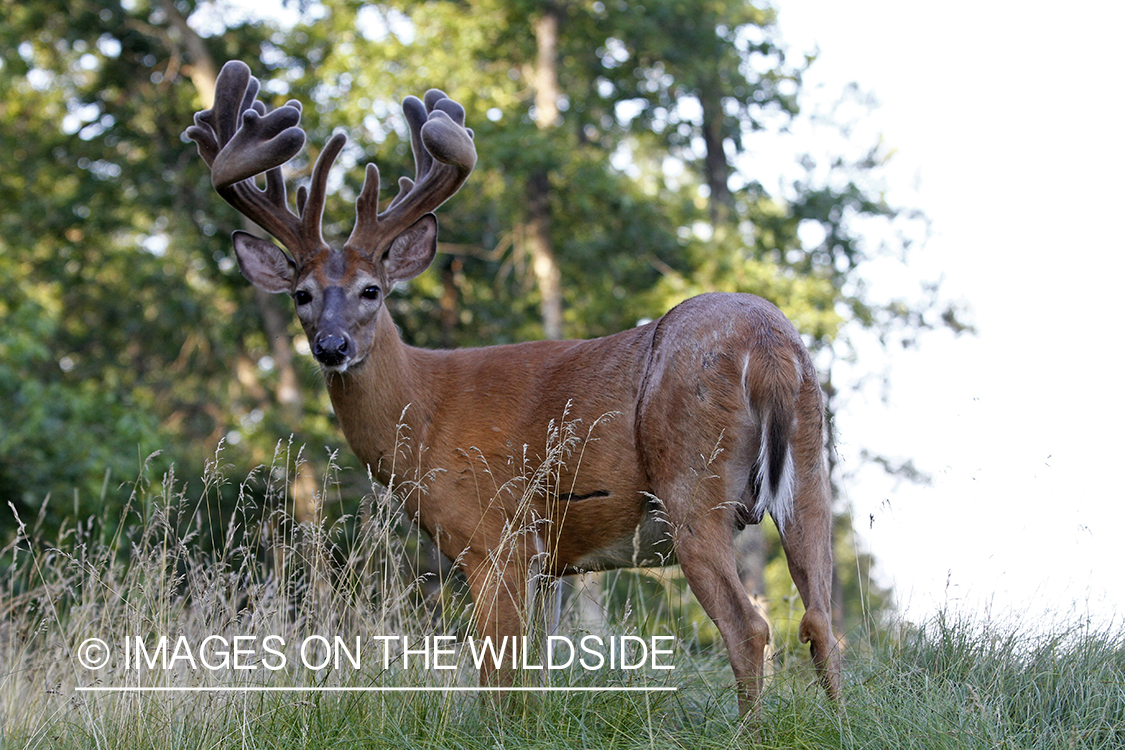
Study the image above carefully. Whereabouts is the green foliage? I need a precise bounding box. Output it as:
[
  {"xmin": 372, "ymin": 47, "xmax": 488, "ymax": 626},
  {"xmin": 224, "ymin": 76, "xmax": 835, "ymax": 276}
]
[{"xmin": 0, "ymin": 0, "xmax": 350, "ymax": 528}]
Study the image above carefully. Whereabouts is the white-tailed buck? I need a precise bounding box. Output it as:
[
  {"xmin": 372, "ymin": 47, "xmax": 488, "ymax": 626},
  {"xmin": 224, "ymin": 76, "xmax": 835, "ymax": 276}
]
[{"xmin": 187, "ymin": 60, "xmax": 841, "ymax": 714}]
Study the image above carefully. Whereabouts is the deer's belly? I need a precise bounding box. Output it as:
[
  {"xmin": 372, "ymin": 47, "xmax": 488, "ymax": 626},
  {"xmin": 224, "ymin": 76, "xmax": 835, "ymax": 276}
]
[{"xmin": 567, "ymin": 502, "xmax": 675, "ymax": 572}]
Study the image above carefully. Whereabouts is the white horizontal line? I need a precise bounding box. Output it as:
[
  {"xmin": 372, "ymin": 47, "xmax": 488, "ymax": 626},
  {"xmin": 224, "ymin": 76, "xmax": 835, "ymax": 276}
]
[{"xmin": 76, "ymin": 685, "xmax": 677, "ymax": 693}]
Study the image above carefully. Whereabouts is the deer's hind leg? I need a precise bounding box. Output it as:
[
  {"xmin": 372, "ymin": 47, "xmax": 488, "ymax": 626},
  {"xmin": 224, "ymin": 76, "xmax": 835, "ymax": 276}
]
[
  {"xmin": 777, "ymin": 469, "xmax": 842, "ymax": 702},
  {"xmin": 657, "ymin": 470, "xmax": 770, "ymax": 716}
]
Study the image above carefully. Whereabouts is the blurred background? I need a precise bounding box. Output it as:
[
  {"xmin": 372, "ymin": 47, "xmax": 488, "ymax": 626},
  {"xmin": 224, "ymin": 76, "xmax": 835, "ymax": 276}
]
[{"xmin": 4, "ymin": 0, "xmax": 1115, "ymax": 642}]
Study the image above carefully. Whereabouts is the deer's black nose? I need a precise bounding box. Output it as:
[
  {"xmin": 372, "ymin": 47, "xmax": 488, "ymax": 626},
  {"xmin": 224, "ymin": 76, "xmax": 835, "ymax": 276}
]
[{"xmin": 313, "ymin": 333, "xmax": 352, "ymax": 368}]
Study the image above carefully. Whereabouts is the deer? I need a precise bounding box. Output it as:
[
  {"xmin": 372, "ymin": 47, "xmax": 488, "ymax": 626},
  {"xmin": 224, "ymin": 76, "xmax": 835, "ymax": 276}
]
[{"xmin": 186, "ymin": 60, "xmax": 841, "ymax": 715}]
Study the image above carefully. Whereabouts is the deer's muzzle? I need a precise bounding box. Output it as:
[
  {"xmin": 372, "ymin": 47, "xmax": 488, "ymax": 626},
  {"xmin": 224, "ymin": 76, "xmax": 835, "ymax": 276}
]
[{"xmin": 313, "ymin": 331, "xmax": 353, "ymax": 369}]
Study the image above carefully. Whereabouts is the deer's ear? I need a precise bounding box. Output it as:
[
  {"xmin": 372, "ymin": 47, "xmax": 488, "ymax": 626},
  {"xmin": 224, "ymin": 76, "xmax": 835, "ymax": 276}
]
[
  {"xmin": 232, "ymin": 230, "xmax": 296, "ymax": 293},
  {"xmin": 383, "ymin": 214, "xmax": 437, "ymax": 284}
]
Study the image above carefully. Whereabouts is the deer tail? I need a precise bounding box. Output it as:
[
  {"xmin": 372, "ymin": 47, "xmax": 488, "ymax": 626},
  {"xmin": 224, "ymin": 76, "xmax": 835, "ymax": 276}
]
[{"xmin": 745, "ymin": 350, "xmax": 799, "ymax": 535}]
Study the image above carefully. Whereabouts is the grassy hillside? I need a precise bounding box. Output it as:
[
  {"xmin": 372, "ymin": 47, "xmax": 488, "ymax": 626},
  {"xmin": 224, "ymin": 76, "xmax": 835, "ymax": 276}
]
[{"xmin": 2, "ymin": 458, "xmax": 1122, "ymax": 749}]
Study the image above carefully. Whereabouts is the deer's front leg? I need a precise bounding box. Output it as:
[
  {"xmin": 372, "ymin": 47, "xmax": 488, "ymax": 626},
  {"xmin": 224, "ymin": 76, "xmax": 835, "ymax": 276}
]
[{"xmin": 465, "ymin": 553, "xmax": 530, "ymax": 688}]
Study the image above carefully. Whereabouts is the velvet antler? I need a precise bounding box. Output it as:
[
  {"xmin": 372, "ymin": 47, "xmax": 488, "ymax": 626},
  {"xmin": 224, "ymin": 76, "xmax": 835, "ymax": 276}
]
[{"xmin": 186, "ymin": 60, "xmax": 477, "ymax": 265}]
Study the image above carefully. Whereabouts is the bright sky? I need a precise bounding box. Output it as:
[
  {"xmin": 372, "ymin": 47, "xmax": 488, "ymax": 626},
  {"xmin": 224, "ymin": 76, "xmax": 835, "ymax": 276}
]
[{"xmin": 775, "ymin": 0, "xmax": 1125, "ymax": 630}]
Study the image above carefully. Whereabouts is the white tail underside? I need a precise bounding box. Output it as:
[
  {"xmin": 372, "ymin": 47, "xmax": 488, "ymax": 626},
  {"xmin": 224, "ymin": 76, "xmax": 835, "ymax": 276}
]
[{"xmin": 753, "ymin": 415, "xmax": 795, "ymax": 536}]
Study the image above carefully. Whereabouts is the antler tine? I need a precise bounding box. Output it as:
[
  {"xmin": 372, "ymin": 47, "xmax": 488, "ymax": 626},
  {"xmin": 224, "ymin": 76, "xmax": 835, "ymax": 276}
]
[
  {"xmin": 408, "ymin": 94, "xmax": 435, "ymax": 191},
  {"xmin": 347, "ymin": 162, "xmax": 382, "ymax": 250},
  {"xmin": 345, "ymin": 89, "xmax": 476, "ymax": 257},
  {"xmin": 297, "ymin": 132, "xmax": 348, "ymax": 250},
  {"xmin": 185, "ymin": 60, "xmax": 316, "ymax": 261}
]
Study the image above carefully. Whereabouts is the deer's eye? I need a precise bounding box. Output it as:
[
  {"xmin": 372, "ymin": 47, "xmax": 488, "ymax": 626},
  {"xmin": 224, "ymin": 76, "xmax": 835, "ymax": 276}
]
[
  {"xmin": 360, "ymin": 285, "xmax": 381, "ymax": 301},
  {"xmin": 293, "ymin": 290, "xmax": 313, "ymax": 306}
]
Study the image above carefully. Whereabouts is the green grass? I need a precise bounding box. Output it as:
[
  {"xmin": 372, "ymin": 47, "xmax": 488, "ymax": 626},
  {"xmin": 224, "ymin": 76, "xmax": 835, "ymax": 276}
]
[
  {"xmin": 2, "ymin": 453, "xmax": 1123, "ymax": 749},
  {"xmin": 759, "ymin": 614, "xmax": 1125, "ymax": 749}
]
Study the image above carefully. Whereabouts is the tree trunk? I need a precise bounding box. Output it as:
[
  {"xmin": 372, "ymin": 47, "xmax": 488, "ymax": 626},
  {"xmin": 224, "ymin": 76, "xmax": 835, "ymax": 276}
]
[
  {"xmin": 162, "ymin": 0, "xmax": 216, "ymax": 107},
  {"xmin": 252, "ymin": 278, "xmax": 303, "ymax": 417},
  {"xmin": 699, "ymin": 85, "xmax": 734, "ymax": 228},
  {"xmin": 438, "ymin": 256, "xmax": 460, "ymax": 347},
  {"xmin": 526, "ymin": 173, "xmax": 563, "ymax": 341},
  {"xmin": 528, "ymin": 5, "xmax": 565, "ymax": 342}
]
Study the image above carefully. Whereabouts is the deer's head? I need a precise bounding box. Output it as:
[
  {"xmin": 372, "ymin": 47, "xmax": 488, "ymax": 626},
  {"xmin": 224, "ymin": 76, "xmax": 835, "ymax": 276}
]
[{"xmin": 185, "ymin": 61, "xmax": 476, "ymax": 372}]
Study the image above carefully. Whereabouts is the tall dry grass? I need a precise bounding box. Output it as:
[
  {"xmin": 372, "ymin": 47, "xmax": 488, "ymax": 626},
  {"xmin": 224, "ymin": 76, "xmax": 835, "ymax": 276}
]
[{"xmin": 3, "ymin": 429, "xmax": 1123, "ymax": 748}]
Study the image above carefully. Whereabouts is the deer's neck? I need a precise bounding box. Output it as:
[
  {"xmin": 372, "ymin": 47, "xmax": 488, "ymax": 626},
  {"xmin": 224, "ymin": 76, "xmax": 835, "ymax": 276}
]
[{"xmin": 323, "ymin": 305, "xmax": 435, "ymax": 486}]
